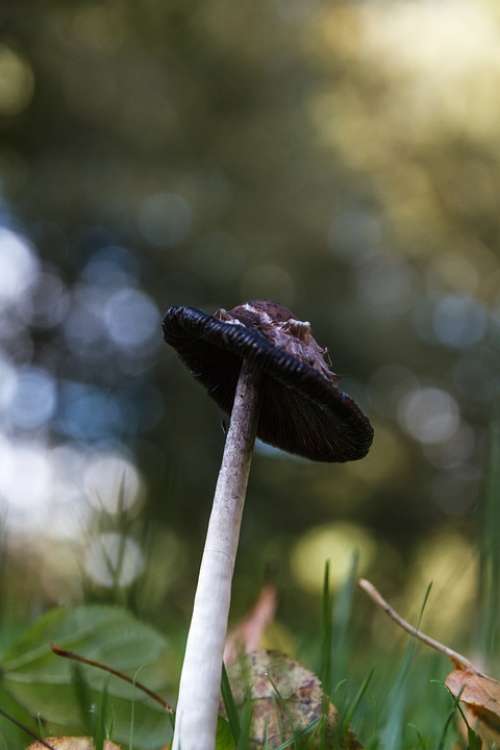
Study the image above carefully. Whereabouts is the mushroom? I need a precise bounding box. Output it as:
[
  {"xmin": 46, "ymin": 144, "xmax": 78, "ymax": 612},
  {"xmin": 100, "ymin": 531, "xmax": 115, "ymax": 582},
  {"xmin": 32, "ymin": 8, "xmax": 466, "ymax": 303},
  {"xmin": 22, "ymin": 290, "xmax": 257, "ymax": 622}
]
[{"xmin": 162, "ymin": 300, "xmax": 373, "ymax": 750}]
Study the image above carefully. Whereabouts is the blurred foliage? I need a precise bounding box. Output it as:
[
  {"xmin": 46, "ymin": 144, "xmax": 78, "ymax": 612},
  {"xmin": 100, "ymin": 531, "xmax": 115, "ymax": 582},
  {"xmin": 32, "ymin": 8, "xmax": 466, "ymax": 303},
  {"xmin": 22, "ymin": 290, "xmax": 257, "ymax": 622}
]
[
  {"xmin": 0, "ymin": 0, "xmax": 499, "ymax": 671},
  {"xmin": 1, "ymin": 605, "xmax": 172, "ymax": 748}
]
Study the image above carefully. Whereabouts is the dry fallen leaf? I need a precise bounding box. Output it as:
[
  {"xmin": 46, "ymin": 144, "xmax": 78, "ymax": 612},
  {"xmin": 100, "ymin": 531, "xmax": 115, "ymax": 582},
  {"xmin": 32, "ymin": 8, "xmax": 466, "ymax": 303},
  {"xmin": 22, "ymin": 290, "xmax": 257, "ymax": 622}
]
[
  {"xmin": 224, "ymin": 585, "xmax": 278, "ymax": 665},
  {"xmin": 225, "ymin": 649, "xmax": 362, "ymax": 749},
  {"xmin": 27, "ymin": 739, "xmax": 121, "ymax": 750},
  {"xmin": 446, "ymin": 668, "xmax": 500, "ymax": 745}
]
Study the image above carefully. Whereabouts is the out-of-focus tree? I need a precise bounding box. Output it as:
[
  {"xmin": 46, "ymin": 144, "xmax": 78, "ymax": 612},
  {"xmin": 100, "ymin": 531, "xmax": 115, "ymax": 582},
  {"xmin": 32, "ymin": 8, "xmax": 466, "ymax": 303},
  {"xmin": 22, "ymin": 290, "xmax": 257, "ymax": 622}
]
[{"xmin": 0, "ymin": 0, "xmax": 498, "ymax": 640}]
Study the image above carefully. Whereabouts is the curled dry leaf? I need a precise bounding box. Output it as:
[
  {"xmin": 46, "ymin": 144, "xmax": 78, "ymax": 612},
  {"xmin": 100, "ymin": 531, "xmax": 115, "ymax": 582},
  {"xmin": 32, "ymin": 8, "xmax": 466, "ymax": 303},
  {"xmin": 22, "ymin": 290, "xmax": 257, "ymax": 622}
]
[
  {"xmin": 446, "ymin": 669, "xmax": 500, "ymax": 745},
  {"xmin": 224, "ymin": 585, "xmax": 278, "ymax": 665},
  {"xmin": 27, "ymin": 742, "xmax": 121, "ymax": 750},
  {"xmin": 359, "ymin": 578, "xmax": 500, "ymax": 748},
  {"xmin": 225, "ymin": 649, "xmax": 362, "ymax": 749}
]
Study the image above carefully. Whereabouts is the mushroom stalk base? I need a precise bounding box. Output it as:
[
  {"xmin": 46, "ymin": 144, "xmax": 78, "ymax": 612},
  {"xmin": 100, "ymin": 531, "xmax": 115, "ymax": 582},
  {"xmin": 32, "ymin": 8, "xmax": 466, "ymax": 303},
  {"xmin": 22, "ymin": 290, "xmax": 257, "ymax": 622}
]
[{"xmin": 172, "ymin": 359, "xmax": 261, "ymax": 750}]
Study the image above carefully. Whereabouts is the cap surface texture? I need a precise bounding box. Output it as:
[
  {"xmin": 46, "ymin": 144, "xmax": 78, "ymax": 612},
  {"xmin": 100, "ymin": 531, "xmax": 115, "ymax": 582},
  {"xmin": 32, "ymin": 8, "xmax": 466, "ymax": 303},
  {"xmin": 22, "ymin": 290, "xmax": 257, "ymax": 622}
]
[{"xmin": 163, "ymin": 301, "xmax": 373, "ymax": 462}]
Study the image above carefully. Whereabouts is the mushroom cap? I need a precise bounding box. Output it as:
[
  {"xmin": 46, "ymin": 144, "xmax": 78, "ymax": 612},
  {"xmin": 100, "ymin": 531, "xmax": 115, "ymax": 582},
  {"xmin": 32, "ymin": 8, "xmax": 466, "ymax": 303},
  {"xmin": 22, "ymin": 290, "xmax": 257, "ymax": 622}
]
[{"xmin": 162, "ymin": 300, "xmax": 373, "ymax": 462}]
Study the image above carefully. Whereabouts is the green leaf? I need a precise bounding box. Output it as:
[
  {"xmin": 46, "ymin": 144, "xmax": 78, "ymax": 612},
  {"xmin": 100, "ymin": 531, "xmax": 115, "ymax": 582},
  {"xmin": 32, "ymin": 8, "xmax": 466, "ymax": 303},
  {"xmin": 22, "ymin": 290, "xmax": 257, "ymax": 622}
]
[
  {"xmin": 0, "ymin": 687, "xmax": 48, "ymax": 750},
  {"xmin": 1, "ymin": 605, "xmax": 172, "ymax": 750},
  {"xmin": 216, "ymin": 716, "xmax": 236, "ymax": 750}
]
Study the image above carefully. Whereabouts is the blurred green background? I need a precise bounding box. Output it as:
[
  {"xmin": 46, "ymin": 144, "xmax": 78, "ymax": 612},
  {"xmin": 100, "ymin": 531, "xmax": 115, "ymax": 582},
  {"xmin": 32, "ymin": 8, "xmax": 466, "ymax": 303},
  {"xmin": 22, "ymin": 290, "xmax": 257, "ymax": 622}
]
[{"xmin": 0, "ymin": 0, "xmax": 499, "ymax": 687}]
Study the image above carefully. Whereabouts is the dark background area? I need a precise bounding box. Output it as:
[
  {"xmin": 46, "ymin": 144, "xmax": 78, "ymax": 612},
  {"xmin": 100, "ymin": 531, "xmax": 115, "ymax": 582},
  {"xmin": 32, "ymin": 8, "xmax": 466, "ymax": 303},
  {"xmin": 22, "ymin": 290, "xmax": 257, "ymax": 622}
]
[{"xmin": 0, "ymin": 0, "xmax": 499, "ymax": 676}]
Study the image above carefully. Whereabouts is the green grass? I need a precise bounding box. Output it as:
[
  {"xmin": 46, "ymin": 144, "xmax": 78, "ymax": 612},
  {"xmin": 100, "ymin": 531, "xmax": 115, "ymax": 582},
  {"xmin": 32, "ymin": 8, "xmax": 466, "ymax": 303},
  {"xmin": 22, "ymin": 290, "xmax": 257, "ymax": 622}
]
[
  {"xmin": 1, "ymin": 423, "xmax": 500, "ymax": 749},
  {"xmin": 0, "ymin": 551, "xmax": 496, "ymax": 749},
  {"xmin": 0, "ymin": 570, "xmax": 494, "ymax": 750}
]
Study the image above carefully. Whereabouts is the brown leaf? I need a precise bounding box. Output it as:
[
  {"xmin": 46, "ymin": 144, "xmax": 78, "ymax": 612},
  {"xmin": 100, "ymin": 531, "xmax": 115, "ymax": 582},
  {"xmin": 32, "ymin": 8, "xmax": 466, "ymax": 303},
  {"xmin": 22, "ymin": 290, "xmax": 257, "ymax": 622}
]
[
  {"xmin": 27, "ymin": 739, "xmax": 121, "ymax": 750},
  {"xmin": 224, "ymin": 585, "xmax": 277, "ymax": 665},
  {"xmin": 225, "ymin": 649, "xmax": 362, "ymax": 749},
  {"xmin": 446, "ymin": 669, "xmax": 500, "ymax": 745}
]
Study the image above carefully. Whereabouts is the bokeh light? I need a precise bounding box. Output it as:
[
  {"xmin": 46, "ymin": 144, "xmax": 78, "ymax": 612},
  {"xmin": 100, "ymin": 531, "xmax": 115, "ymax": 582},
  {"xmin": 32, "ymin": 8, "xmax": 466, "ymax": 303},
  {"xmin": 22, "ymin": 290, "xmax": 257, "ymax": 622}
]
[
  {"xmin": 0, "ymin": 354, "xmax": 17, "ymax": 412},
  {"xmin": 404, "ymin": 531, "xmax": 478, "ymax": 639},
  {"xmin": 0, "ymin": 227, "xmax": 38, "ymax": 306},
  {"xmin": 0, "ymin": 437, "xmax": 53, "ymax": 530},
  {"xmin": 83, "ymin": 452, "xmax": 143, "ymax": 514},
  {"xmin": 398, "ymin": 387, "xmax": 460, "ymax": 444},
  {"xmin": 290, "ymin": 522, "xmax": 376, "ymax": 592},
  {"xmin": 432, "ymin": 294, "xmax": 487, "ymax": 349},
  {"xmin": 84, "ymin": 532, "xmax": 145, "ymax": 588},
  {"xmin": 57, "ymin": 382, "xmax": 124, "ymax": 440},
  {"xmin": 104, "ymin": 287, "xmax": 160, "ymax": 350},
  {"xmin": 423, "ymin": 423, "xmax": 475, "ymax": 470},
  {"xmin": 23, "ymin": 270, "xmax": 70, "ymax": 329},
  {"xmin": 7, "ymin": 366, "xmax": 57, "ymax": 430},
  {"xmin": 0, "ymin": 44, "xmax": 34, "ymax": 116},
  {"xmin": 63, "ymin": 284, "xmax": 108, "ymax": 353},
  {"xmin": 81, "ymin": 245, "xmax": 139, "ymax": 288}
]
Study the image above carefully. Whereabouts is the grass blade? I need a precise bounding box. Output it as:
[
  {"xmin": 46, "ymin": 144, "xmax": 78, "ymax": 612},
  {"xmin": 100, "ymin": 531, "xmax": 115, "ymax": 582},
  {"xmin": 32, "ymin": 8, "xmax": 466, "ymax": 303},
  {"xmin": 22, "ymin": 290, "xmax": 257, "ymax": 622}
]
[
  {"xmin": 94, "ymin": 679, "xmax": 110, "ymax": 750},
  {"xmin": 319, "ymin": 560, "xmax": 333, "ymax": 750},
  {"xmin": 341, "ymin": 667, "xmax": 374, "ymax": 735},
  {"xmin": 236, "ymin": 696, "xmax": 252, "ymax": 750},
  {"xmin": 332, "ymin": 552, "xmax": 359, "ymax": 685},
  {"xmin": 71, "ymin": 662, "xmax": 93, "ymax": 734},
  {"xmin": 221, "ymin": 663, "xmax": 241, "ymax": 743},
  {"xmin": 273, "ymin": 718, "xmax": 321, "ymax": 750},
  {"xmin": 320, "ymin": 560, "xmax": 333, "ymax": 699},
  {"xmin": 478, "ymin": 420, "xmax": 500, "ymax": 661},
  {"xmin": 379, "ymin": 583, "xmax": 433, "ymax": 750}
]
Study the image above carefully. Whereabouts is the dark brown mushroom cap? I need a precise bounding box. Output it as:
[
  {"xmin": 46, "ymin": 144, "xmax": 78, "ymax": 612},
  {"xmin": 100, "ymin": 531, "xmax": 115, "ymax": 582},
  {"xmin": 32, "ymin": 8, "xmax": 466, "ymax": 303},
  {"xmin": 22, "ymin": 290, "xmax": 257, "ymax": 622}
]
[{"xmin": 162, "ymin": 301, "xmax": 373, "ymax": 462}]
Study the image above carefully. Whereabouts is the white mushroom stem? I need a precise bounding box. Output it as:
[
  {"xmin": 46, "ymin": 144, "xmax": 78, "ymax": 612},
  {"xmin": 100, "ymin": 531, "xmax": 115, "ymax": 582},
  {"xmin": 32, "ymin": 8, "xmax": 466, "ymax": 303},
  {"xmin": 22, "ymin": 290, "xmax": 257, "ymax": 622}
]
[{"xmin": 172, "ymin": 359, "xmax": 262, "ymax": 750}]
